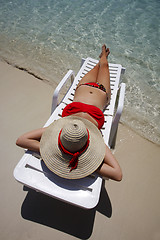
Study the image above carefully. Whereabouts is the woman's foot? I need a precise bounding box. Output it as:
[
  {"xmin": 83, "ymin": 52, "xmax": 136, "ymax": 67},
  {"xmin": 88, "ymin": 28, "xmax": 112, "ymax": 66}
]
[{"xmin": 99, "ymin": 44, "xmax": 110, "ymax": 58}]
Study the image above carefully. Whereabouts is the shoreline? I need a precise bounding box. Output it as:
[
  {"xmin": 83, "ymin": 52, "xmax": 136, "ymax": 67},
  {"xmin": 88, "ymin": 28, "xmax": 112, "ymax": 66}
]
[
  {"xmin": 0, "ymin": 57, "xmax": 54, "ymax": 87},
  {"xmin": 1, "ymin": 60, "xmax": 160, "ymax": 240},
  {"xmin": 120, "ymin": 121, "xmax": 160, "ymax": 148}
]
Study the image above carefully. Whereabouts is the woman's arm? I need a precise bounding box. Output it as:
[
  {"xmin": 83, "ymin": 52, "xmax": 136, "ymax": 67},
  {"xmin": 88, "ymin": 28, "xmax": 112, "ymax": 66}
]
[
  {"xmin": 96, "ymin": 145, "xmax": 123, "ymax": 181},
  {"xmin": 16, "ymin": 129, "xmax": 122, "ymax": 181},
  {"xmin": 16, "ymin": 128, "xmax": 46, "ymax": 152}
]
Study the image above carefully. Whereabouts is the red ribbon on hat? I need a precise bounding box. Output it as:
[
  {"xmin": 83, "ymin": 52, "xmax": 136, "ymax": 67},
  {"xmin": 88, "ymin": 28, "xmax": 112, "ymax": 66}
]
[{"xmin": 58, "ymin": 129, "xmax": 90, "ymax": 172}]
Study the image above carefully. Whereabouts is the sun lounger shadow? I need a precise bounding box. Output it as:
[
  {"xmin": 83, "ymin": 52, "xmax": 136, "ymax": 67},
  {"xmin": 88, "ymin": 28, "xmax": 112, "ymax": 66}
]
[
  {"xmin": 21, "ymin": 183, "xmax": 112, "ymax": 239},
  {"xmin": 21, "ymin": 188, "xmax": 95, "ymax": 239},
  {"xmin": 96, "ymin": 180, "xmax": 112, "ymax": 218}
]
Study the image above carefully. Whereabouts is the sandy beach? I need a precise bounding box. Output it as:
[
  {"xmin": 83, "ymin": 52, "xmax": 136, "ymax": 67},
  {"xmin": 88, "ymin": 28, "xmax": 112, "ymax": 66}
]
[{"xmin": 0, "ymin": 60, "xmax": 160, "ymax": 240}]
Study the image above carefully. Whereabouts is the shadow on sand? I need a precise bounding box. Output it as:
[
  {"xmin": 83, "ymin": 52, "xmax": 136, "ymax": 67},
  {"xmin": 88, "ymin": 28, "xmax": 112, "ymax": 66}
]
[{"xmin": 21, "ymin": 182, "xmax": 112, "ymax": 239}]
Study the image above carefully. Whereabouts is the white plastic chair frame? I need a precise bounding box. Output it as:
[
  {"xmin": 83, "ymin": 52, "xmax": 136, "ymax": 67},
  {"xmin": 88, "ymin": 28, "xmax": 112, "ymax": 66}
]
[{"xmin": 14, "ymin": 57, "xmax": 125, "ymax": 209}]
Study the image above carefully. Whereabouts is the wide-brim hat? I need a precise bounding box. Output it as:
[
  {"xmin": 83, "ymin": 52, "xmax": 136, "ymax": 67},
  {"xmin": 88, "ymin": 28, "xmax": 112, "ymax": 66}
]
[{"xmin": 40, "ymin": 116, "xmax": 106, "ymax": 179}]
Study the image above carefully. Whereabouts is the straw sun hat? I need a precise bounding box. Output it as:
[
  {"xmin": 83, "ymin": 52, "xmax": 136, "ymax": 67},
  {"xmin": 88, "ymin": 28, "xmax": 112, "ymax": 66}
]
[{"xmin": 40, "ymin": 116, "xmax": 106, "ymax": 179}]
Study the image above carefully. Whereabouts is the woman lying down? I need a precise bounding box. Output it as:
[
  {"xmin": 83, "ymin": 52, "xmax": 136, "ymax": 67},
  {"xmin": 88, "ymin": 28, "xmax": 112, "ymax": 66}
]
[{"xmin": 16, "ymin": 45, "xmax": 122, "ymax": 181}]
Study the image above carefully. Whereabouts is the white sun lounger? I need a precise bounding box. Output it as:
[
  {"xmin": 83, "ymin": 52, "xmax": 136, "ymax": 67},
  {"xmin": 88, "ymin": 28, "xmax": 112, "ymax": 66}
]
[{"xmin": 14, "ymin": 57, "xmax": 125, "ymax": 209}]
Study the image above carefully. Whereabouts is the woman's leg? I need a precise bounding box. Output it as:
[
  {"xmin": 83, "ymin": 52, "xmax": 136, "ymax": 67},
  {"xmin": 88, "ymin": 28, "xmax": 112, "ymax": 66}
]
[
  {"xmin": 73, "ymin": 45, "xmax": 111, "ymax": 110},
  {"xmin": 77, "ymin": 45, "xmax": 110, "ymax": 88},
  {"xmin": 96, "ymin": 45, "xmax": 111, "ymax": 101},
  {"xmin": 77, "ymin": 63, "xmax": 99, "ymax": 87}
]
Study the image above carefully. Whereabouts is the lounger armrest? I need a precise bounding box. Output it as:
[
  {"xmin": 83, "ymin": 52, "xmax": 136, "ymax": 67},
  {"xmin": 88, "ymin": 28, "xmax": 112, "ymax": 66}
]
[
  {"xmin": 115, "ymin": 83, "xmax": 126, "ymax": 120},
  {"xmin": 51, "ymin": 70, "xmax": 75, "ymax": 113},
  {"xmin": 109, "ymin": 83, "xmax": 126, "ymax": 148}
]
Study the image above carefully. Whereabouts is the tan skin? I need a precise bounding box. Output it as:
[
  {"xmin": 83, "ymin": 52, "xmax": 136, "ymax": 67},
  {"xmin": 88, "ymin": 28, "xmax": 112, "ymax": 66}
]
[{"xmin": 16, "ymin": 45, "xmax": 122, "ymax": 182}]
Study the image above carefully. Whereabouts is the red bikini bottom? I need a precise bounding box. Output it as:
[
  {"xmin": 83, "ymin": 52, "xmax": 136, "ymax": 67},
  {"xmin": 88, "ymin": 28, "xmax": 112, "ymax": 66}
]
[{"xmin": 78, "ymin": 82, "xmax": 106, "ymax": 92}]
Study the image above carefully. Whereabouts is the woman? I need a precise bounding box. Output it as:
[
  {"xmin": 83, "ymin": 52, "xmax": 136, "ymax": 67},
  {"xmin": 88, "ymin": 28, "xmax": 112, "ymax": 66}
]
[{"xmin": 16, "ymin": 45, "xmax": 122, "ymax": 181}]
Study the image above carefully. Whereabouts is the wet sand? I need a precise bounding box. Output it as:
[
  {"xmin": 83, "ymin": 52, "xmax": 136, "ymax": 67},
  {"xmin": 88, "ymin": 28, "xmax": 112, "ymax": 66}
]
[{"xmin": 0, "ymin": 60, "xmax": 160, "ymax": 240}]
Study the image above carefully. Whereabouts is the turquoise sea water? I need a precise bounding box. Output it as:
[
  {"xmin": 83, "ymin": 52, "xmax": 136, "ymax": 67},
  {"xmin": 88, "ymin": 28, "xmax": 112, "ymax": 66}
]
[{"xmin": 0, "ymin": 0, "xmax": 160, "ymax": 144}]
